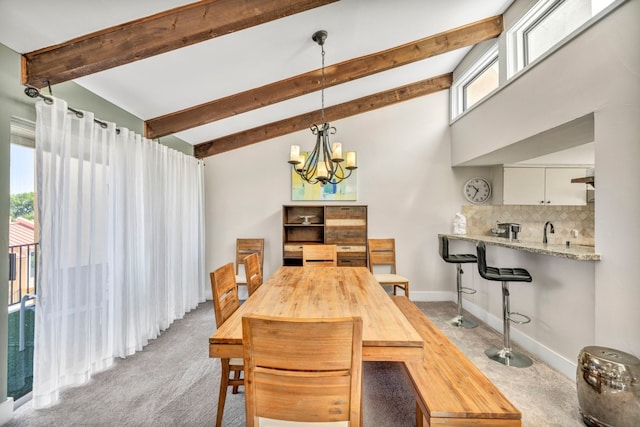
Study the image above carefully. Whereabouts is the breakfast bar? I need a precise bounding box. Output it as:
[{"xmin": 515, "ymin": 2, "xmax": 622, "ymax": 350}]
[
  {"xmin": 440, "ymin": 233, "xmax": 601, "ymax": 261},
  {"xmin": 438, "ymin": 232, "xmax": 599, "ymax": 379}
]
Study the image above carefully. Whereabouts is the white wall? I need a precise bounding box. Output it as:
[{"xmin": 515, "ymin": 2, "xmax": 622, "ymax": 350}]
[
  {"xmin": 204, "ymin": 90, "xmax": 493, "ymax": 300},
  {"xmin": 450, "ymin": 0, "xmax": 640, "ymax": 359}
]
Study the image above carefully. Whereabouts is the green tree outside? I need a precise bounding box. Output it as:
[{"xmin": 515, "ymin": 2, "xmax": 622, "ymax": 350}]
[{"xmin": 10, "ymin": 192, "xmax": 35, "ymax": 221}]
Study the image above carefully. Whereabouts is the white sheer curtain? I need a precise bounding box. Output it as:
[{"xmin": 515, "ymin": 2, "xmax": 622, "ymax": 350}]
[{"xmin": 33, "ymin": 97, "xmax": 206, "ymax": 408}]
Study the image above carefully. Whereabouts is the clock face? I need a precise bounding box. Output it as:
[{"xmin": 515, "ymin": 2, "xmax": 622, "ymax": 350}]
[{"xmin": 464, "ymin": 177, "xmax": 491, "ymax": 204}]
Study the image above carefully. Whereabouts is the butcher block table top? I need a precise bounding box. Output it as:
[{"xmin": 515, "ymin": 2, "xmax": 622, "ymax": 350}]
[{"xmin": 209, "ymin": 266, "xmax": 423, "ymax": 362}]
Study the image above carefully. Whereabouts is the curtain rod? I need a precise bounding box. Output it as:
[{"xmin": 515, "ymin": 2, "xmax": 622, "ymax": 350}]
[{"xmin": 24, "ymin": 85, "xmax": 120, "ymax": 134}]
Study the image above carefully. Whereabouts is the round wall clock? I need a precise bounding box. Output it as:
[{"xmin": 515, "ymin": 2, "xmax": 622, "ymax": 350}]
[{"xmin": 463, "ymin": 177, "xmax": 491, "ymax": 204}]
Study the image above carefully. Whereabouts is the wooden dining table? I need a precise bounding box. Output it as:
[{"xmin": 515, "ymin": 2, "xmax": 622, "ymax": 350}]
[{"xmin": 209, "ymin": 266, "xmax": 424, "ymax": 362}]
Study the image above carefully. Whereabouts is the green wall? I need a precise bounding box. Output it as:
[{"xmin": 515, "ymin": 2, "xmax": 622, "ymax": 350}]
[{"xmin": 0, "ymin": 41, "xmax": 192, "ymax": 409}]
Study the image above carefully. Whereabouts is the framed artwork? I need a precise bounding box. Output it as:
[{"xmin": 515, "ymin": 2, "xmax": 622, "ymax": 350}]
[{"xmin": 291, "ymin": 153, "xmax": 357, "ymax": 201}]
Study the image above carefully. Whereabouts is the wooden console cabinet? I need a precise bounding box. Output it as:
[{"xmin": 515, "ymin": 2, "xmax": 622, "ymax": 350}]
[{"xmin": 282, "ymin": 205, "xmax": 368, "ymax": 266}]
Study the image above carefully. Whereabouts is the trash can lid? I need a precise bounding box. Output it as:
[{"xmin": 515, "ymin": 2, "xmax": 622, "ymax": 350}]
[{"xmin": 580, "ymin": 346, "xmax": 640, "ymax": 367}]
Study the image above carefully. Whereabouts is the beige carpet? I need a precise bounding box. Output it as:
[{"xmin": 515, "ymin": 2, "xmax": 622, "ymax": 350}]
[{"xmin": 7, "ymin": 300, "xmax": 585, "ymax": 426}]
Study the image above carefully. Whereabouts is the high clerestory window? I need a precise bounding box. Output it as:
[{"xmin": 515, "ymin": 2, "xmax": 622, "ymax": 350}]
[
  {"xmin": 451, "ymin": 43, "xmax": 499, "ymax": 118},
  {"xmin": 451, "ymin": 0, "xmax": 619, "ymax": 120},
  {"xmin": 507, "ymin": 0, "xmax": 616, "ymax": 78}
]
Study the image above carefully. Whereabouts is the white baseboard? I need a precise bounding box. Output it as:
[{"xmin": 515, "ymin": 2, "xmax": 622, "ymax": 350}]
[
  {"xmin": 461, "ymin": 300, "xmax": 577, "ymax": 380},
  {"xmin": 409, "ymin": 290, "xmax": 451, "ymax": 301},
  {"xmin": 0, "ymin": 397, "xmax": 14, "ymax": 425},
  {"xmin": 409, "ymin": 291, "xmax": 577, "ymax": 380}
]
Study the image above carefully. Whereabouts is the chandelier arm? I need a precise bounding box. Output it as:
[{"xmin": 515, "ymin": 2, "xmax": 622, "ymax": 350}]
[
  {"xmin": 298, "ymin": 129, "xmax": 323, "ymax": 183},
  {"xmin": 328, "ymin": 162, "xmax": 353, "ymax": 184}
]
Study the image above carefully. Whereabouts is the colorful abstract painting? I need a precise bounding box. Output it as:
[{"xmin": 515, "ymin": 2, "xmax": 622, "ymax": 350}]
[{"xmin": 291, "ymin": 154, "xmax": 357, "ymax": 201}]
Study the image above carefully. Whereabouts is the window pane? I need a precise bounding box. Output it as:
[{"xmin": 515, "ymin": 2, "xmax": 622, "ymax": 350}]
[
  {"xmin": 525, "ymin": 0, "xmax": 593, "ymax": 64},
  {"xmin": 464, "ymin": 60, "xmax": 499, "ymax": 109}
]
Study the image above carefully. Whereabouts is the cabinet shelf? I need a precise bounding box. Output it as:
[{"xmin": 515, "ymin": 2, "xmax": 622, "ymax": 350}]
[{"xmin": 282, "ymin": 205, "xmax": 368, "ymax": 267}]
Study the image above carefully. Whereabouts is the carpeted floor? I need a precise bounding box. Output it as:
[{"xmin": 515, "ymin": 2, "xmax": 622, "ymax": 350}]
[{"xmin": 6, "ymin": 300, "xmax": 585, "ymax": 426}]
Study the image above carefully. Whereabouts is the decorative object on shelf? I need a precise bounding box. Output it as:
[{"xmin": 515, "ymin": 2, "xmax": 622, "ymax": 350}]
[
  {"xmin": 298, "ymin": 215, "xmax": 316, "ymax": 225},
  {"xmin": 288, "ymin": 30, "xmax": 357, "ymax": 186},
  {"xmin": 452, "ymin": 212, "xmax": 467, "ymax": 235},
  {"xmin": 463, "ymin": 177, "xmax": 491, "ymax": 204}
]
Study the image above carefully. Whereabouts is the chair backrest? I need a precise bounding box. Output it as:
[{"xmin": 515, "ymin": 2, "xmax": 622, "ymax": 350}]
[
  {"xmin": 242, "ymin": 314, "xmax": 363, "ymax": 427},
  {"xmin": 302, "ymin": 244, "xmax": 337, "ymax": 267},
  {"xmin": 368, "ymin": 238, "xmax": 398, "ymax": 274},
  {"xmin": 476, "ymin": 241, "xmax": 488, "ymax": 279},
  {"xmin": 236, "ymin": 238, "xmax": 264, "ymax": 276},
  {"xmin": 244, "ymin": 252, "xmax": 263, "ymax": 297},
  {"xmin": 438, "ymin": 235, "xmax": 450, "ymax": 260},
  {"xmin": 210, "ymin": 262, "xmax": 240, "ymax": 328}
]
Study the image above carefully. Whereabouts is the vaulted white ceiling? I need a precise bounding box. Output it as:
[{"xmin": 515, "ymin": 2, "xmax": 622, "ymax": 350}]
[{"xmin": 0, "ymin": 0, "xmax": 513, "ymax": 148}]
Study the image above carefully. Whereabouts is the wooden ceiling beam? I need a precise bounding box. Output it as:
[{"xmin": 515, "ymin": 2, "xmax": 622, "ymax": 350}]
[
  {"xmin": 194, "ymin": 73, "xmax": 452, "ymax": 159},
  {"xmin": 148, "ymin": 15, "xmax": 502, "ymax": 139},
  {"xmin": 21, "ymin": 0, "xmax": 338, "ymax": 88}
]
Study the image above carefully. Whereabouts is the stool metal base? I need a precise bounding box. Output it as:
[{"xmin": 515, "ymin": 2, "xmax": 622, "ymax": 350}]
[
  {"xmin": 449, "ymin": 314, "xmax": 478, "ymax": 329},
  {"xmin": 485, "ymin": 346, "xmax": 533, "ymax": 368}
]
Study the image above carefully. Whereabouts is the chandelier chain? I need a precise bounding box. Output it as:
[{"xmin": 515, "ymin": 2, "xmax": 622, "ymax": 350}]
[{"xmin": 320, "ymin": 43, "xmax": 325, "ymax": 125}]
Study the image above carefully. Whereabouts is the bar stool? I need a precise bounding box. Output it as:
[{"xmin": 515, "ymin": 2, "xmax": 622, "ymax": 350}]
[
  {"xmin": 438, "ymin": 235, "xmax": 477, "ymax": 329},
  {"xmin": 476, "ymin": 241, "xmax": 533, "ymax": 368}
]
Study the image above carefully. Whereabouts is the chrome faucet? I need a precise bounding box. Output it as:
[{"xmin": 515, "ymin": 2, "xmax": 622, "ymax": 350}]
[{"xmin": 543, "ymin": 221, "xmax": 555, "ymax": 244}]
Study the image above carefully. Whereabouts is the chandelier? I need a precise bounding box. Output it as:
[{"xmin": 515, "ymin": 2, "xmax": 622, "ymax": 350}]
[{"xmin": 288, "ymin": 30, "xmax": 357, "ymax": 186}]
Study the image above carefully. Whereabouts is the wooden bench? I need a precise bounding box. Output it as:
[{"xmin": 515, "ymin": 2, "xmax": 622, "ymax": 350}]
[{"xmin": 391, "ymin": 296, "xmax": 522, "ymax": 427}]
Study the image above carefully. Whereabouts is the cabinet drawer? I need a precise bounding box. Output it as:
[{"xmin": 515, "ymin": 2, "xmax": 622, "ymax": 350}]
[
  {"xmin": 335, "ymin": 245, "xmax": 366, "ymax": 254},
  {"xmin": 337, "ymin": 256, "xmax": 367, "ymax": 267},
  {"xmin": 283, "ymin": 244, "xmax": 303, "ymax": 259},
  {"xmin": 325, "ymin": 227, "xmax": 366, "ymax": 244},
  {"xmin": 325, "ymin": 206, "xmax": 367, "ymax": 220}
]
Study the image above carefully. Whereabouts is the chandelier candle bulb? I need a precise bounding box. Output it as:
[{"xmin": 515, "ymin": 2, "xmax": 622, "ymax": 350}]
[
  {"xmin": 289, "ymin": 145, "xmax": 300, "ymax": 164},
  {"xmin": 316, "ymin": 162, "xmax": 328, "ymax": 179},
  {"xmin": 331, "ymin": 142, "xmax": 343, "ymax": 161},
  {"xmin": 346, "ymin": 152, "xmax": 357, "ymax": 169}
]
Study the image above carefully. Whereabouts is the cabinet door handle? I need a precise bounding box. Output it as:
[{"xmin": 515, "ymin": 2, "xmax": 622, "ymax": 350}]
[{"xmin": 546, "ymin": 200, "xmax": 551, "ymax": 204}]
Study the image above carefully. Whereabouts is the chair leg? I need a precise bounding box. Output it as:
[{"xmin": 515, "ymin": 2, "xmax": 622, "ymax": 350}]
[
  {"xmin": 216, "ymin": 359, "xmax": 230, "ymax": 427},
  {"xmin": 393, "ymin": 282, "xmax": 409, "ymax": 297},
  {"xmin": 485, "ymin": 281, "xmax": 533, "ymax": 368},
  {"xmin": 449, "ymin": 264, "xmax": 477, "ymax": 329},
  {"xmin": 416, "ymin": 402, "xmax": 424, "ymax": 427},
  {"xmin": 232, "ymin": 369, "xmax": 241, "ymax": 394}
]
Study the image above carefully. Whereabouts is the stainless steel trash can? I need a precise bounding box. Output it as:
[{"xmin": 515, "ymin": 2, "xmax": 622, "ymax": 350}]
[{"xmin": 577, "ymin": 346, "xmax": 640, "ymax": 427}]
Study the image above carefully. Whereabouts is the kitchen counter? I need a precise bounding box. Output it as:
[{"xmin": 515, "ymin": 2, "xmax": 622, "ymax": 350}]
[{"xmin": 440, "ymin": 233, "xmax": 601, "ymax": 261}]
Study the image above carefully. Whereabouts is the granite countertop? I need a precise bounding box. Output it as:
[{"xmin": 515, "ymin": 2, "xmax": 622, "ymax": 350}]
[{"xmin": 439, "ymin": 233, "xmax": 601, "ymax": 261}]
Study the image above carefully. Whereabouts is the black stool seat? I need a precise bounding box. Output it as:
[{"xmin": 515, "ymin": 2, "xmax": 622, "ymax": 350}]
[
  {"xmin": 439, "ymin": 235, "xmax": 477, "ymax": 264},
  {"xmin": 443, "ymin": 253, "xmax": 477, "ymax": 263},
  {"xmin": 439, "ymin": 235, "xmax": 477, "ymax": 329},
  {"xmin": 481, "ymin": 266, "xmax": 532, "ymax": 282},
  {"xmin": 476, "ymin": 241, "xmax": 533, "ymax": 368}
]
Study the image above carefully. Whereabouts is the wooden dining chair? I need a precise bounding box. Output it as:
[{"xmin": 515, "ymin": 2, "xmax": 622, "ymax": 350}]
[
  {"xmin": 243, "ymin": 252, "xmax": 263, "ymax": 297},
  {"xmin": 210, "ymin": 262, "xmax": 244, "ymax": 427},
  {"xmin": 242, "ymin": 314, "xmax": 363, "ymax": 427},
  {"xmin": 368, "ymin": 238, "xmax": 410, "ymax": 297},
  {"xmin": 302, "ymin": 244, "xmax": 338, "ymax": 267},
  {"xmin": 235, "ymin": 238, "xmax": 264, "ymax": 288}
]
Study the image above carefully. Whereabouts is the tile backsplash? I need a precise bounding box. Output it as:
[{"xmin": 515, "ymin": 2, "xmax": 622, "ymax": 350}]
[{"xmin": 461, "ymin": 204, "xmax": 595, "ymax": 246}]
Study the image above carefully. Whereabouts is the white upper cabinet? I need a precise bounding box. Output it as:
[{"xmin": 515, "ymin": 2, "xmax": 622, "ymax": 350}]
[{"xmin": 503, "ymin": 167, "xmax": 587, "ymax": 205}]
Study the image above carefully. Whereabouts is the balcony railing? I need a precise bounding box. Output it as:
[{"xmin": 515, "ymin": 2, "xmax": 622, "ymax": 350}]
[{"xmin": 8, "ymin": 243, "xmax": 38, "ymax": 306}]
